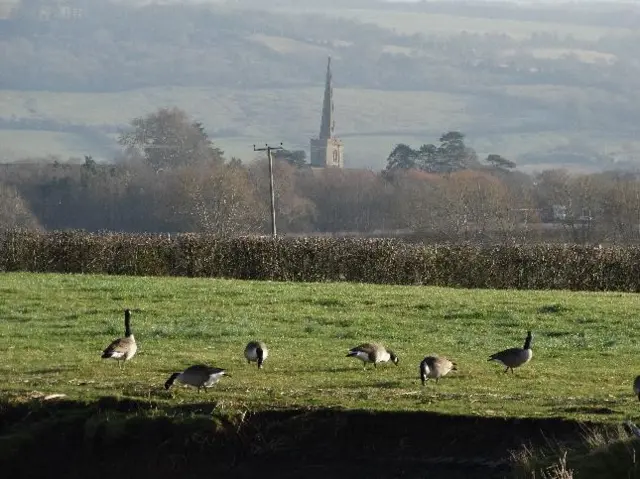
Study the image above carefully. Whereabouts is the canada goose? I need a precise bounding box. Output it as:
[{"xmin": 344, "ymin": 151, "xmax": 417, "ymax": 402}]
[
  {"xmin": 633, "ymin": 376, "xmax": 640, "ymax": 401},
  {"xmin": 346, "ymin": 343, "xmax": 399, "ymax": 370},
  {"xmin": 488, "ymin": 330, "xmax": 533, "ymax": 374},
  {"xmin": 101, "ymin": 309, "xmax": 137, "ymax": 368},
  {"xmin": 164, "ymin": 365, "xmax": 229, "ymax": 392},
  {"xmin": 419, "ymin": 355, "xmax": 457, "ymax": 385},
  {"xmin": 627, "ymin": 421, "xmax": 640, "ymax": 438},
  {"xmin": 244, "ymin": 341, "xmax": 268, "ymax": 369}
]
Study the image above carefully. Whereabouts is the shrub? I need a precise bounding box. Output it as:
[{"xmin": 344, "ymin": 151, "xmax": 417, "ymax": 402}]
[{"xmin": 1, "ymin": 230, "xmax": 640, "ymax": 292}]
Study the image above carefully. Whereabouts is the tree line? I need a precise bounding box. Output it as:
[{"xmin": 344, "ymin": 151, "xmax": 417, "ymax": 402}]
[{"xmin": 1, "ymin": 107, "xmax": 639, "ymax": 245}]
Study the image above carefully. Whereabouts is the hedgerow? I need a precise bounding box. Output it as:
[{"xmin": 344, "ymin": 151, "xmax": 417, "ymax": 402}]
[{"xmin": 1, "ymin": 230, "xmax": 639, "ymax": 292}]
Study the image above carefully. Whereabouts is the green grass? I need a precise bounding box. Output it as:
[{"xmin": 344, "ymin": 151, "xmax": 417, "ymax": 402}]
[{"xmin": 1, "ymin": 272, "xmax": 640, "ymax": 423}]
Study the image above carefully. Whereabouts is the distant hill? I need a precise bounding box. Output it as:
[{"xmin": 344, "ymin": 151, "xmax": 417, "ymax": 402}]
[{"xmin": 0, "ymin": 0, "xmax": 639, "ymax": 171}]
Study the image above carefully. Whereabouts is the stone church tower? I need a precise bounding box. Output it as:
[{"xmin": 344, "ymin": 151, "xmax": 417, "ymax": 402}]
[{"xmin": 310, "ymin": 57, "xmax": 344, "ymax": 168}]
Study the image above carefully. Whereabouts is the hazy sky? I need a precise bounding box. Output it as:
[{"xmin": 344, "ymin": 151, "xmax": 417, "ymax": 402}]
[{"xmin": 385, "ymin": 0, "xmax": 636, "ymax": 3}]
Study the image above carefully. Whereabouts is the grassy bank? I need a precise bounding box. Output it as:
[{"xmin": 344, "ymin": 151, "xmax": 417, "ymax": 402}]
[
  {"xmin": 1, "ymin": 272, "xmax": 640, "ymax": 423},
  {"xmin": 513, "ymin": 424, "xmax": 640, "ymax": 479},
  {"xmin": 0, "ymin": 395, "xmax": 612, "ymax": 479}
]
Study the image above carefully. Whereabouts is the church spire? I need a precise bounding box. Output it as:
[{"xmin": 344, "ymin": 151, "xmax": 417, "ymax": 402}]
[
  {"xmin": 319, "ymin": 56, "xmax": 334, "ymax": 140},
  {"xmin": 309, "ymin": 56, "xmax": 343, "ymax": 168}
]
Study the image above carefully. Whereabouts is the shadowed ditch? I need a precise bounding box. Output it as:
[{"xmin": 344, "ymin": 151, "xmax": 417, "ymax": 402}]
[{"xmin": 0, "ymin": 396, "xmax": 607, "ymax": 478}]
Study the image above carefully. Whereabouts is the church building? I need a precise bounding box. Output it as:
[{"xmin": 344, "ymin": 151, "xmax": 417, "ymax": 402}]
[{"xmin": 310, "ymin": 57, "xmax": 344, "ymax": 169}]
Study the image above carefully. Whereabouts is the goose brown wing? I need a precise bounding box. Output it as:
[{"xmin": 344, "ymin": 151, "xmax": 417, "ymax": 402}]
[
  {"xmin": 184, "ymin": 365, "xmax": 226, "ymax": 375},
  {"xmin": 102, "ymin": 336, "xmax": 133, "ymax": 356},
  {"xmin": 433, "ymin": 356, "xmax": 452, "ymax": 368},
  {"xmin": 489, "ymin": 347, "xmax": 522, "ymax": 362},
  {"xmin": 350, "ymin": 343, "xmax": 376, "ymax": 354},
  {"xmin": 183, "ymin": 364, "xmax": 212, "ymax": 374}
]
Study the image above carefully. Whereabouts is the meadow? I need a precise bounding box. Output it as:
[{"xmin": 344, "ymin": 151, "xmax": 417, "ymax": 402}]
[{"xmin": 2, "ymin": 271, "xmax": 640, "ymax": 423}]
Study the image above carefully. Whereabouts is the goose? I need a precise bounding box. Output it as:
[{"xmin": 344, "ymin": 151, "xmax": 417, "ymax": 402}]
[
  {"xmin": 633, "ymin": 376, "xmax": 640, "ymax": 401},
  {"xmin": 346, "ymin": 343, "xmax": 399, "ymax": 370},
  {"xmin": 101, "ymin": 309, "xmax": 137, "ymax": 368},
  {"xmin": 244, "ymin": 341, "xmax": 268, "ymax": 369},
  {"xmin": 488, "ymin": 330, "xmax": 533, "ymax": 374},
  {"xmin": 626, "ymin": 421, "xmax": 640, "ymax": 438},
  {"xmin": 164, "ymin": 365, "xmax": 229, "ymax": 392},
  {"xmin": 419, "ymin": 355, "xmax": 457, "ymax": 385}
]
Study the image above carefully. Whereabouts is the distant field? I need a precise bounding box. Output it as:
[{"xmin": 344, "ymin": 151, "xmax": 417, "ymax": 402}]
[
  {"xmin": 1, "ymin": 272, "xmax": 640, "ymax": 423},
  {"xmin": 0, "ymin": 130, "xmax": 99, "ymax": 161},
  {"xmin": 0, "ymin": 86, "xmax": 470, "ymax": 132},
  {"xmin": 249, "ymin": 33, "xmax": 333, "ymax": 55},
  {"xmin": 517, "ymin": 47, "xmax": 617, "ymax": 64},
  {"xmin": 1, "ymin": 81, "xmax": 636, "ymax": 168},
  {"xmin": 0, "ymin": 86, "xmax": 472, "ymax": 166},
  {"xmin": 275, "ymin": 7, "xmax": 635, "ymax": 40}
]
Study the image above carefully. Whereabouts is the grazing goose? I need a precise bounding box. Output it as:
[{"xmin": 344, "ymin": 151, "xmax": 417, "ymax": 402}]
[
  {"xmin": 101, "ymin": 309, "xmax": 137, "ymax": 368},
  {"xmin": 346, "ymin": 343, "xmax": 399, "ymax": 370},
  {"xmin": 626, "ymin": 421, "xmax": 640, "ymax": 438},
  {"xmin": 633, "ymin": 376, "xmax": 640, "ymax": 401},
  {"xmin": 488, "ymin": 330, "xmax": 533, "ymax": 374},
  {"xmin": 164, "ymin": 365, "xmax": 229, "ymax": 392},
  {"xmin": 419, "ymin": 355, "xmax": 457, "ymax": 385},
  {"xmin": 244, "ymin": 341, "xmax": 268, "ymax": 369}
]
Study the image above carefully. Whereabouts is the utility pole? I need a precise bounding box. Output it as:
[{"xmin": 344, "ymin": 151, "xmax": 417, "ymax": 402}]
[{"xmin": 253, "ymin": 142, "xmax": 284, "ymax": 237}]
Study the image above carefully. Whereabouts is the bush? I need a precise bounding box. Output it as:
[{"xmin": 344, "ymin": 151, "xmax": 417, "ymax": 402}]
[{"xmin": 1, "ymin": 230, "xmax": 640, "ymax": 292}]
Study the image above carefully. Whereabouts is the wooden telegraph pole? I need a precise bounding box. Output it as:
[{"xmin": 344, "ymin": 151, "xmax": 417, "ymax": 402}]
[{"xmin": 253, "ymin": 143, "xmax": 284, "ymax": 237}]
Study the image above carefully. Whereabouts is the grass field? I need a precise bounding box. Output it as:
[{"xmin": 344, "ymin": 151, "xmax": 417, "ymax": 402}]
[{"xmin": 1, "ymin": 272, "xmax": 640, "ymax": 423}]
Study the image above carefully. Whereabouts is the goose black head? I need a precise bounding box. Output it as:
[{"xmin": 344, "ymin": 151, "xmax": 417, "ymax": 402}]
[
  {"xmin": 124, "ymin": 309, "xmax": 132, "ymax": 336},
  {"xmin": 388, "ymin": 351, "xmax": 399, "ymax": 366},
  {"xmin": 256, "ymin": 347, "xmax": 265, "ymax": 369},
  {"xmin": 164, "ymin": 372, "xmax": 180, "ymax": 390},
  {"xmin": 524, "ymin": 331, "xmax": 533, "ymax": 349}
]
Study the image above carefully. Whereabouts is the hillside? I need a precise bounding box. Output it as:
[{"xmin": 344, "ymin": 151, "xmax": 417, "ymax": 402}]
[{"xmin": 0, "ymin": 0, "xmax": 639, "ymax": 170}]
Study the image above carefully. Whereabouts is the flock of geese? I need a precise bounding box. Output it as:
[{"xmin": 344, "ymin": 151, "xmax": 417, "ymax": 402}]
[{"xmin": 100, "ymin": 309, "xmax": 537, "ymax": 392}]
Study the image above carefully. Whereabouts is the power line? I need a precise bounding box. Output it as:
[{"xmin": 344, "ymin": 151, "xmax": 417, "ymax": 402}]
[{"xmin": 253, "ymin": 142, "xmax": 283, "ymax": 238}]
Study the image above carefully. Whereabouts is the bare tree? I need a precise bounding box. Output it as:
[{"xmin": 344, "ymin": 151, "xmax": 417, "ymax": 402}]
[
  {"xmin": 599, "ymin": 173, "xmax": 640, "ymax": 244},
  {"xmin": 436, "ymin": 170, "xmax": 514, "ymax": 241},
  {"xmin": 248, "ymin": 157, "xmax": 317, "ymax": 233},
  {"xmin": 169, "ymin": 163, "xmax": 262, "ymax": 236},
  {"xmin": 0, "ymin": 182, "xmax": 42, "ymax": 231}
]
